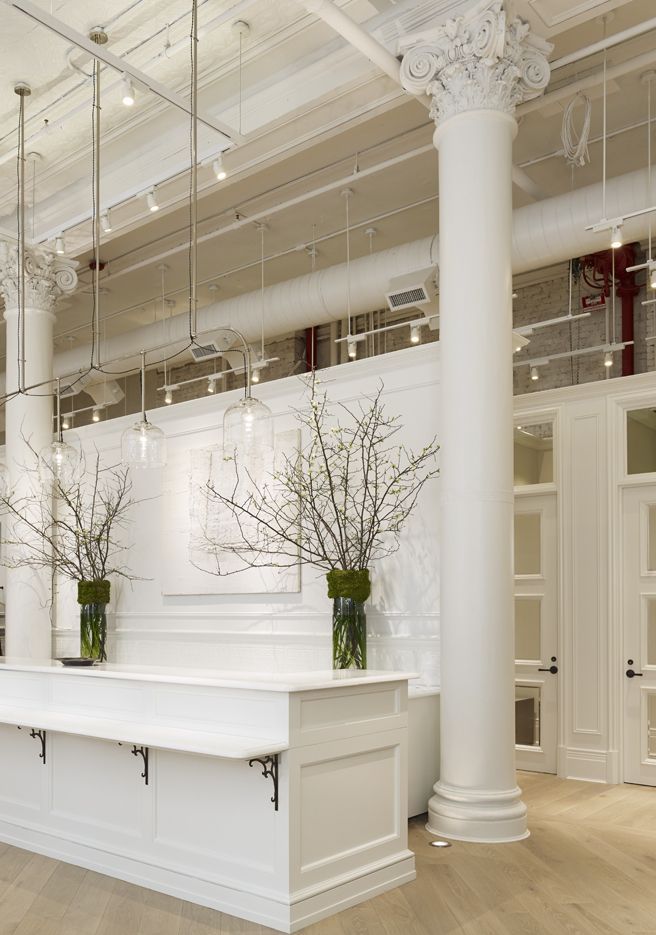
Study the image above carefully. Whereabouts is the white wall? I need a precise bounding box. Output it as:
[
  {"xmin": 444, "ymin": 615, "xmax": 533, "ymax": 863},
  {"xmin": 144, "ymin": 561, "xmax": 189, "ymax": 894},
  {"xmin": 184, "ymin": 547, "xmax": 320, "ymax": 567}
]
[{"xmin": 52, "ymin": 345, "xmax": 442, "ymax": 694}]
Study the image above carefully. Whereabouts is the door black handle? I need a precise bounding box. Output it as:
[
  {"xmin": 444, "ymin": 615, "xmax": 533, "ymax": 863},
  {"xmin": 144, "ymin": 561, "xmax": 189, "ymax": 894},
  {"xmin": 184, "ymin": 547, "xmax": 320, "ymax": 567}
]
[
  {"xmin": 626, "ymin": 669, "xmax": 643, "ymax": 678},
  {"xmin": 538, "ymin": 665, "xmax": 558, "ymax": 674}
]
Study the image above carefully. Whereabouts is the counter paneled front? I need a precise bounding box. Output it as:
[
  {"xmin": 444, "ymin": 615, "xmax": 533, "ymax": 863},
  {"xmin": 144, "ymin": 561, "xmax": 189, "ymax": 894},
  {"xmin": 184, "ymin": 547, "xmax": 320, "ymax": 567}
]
[{"xmin": 0, "ymin": 660, "xmax": 415, "ymax": 933}]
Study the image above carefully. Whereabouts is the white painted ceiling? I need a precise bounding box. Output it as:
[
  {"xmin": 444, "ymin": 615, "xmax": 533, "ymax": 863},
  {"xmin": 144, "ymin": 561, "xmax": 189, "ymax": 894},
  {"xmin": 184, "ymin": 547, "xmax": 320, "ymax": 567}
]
[{"xmin": 0, "ymin": 0, "xmax": 654, "ymax": 369}]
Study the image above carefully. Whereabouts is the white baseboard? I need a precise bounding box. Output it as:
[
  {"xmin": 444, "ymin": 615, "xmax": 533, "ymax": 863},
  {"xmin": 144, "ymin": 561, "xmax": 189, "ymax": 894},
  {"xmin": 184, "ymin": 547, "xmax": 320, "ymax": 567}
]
[{"xmin": 0, "ymin": 817, "xmax": 415, "ymax": 934}]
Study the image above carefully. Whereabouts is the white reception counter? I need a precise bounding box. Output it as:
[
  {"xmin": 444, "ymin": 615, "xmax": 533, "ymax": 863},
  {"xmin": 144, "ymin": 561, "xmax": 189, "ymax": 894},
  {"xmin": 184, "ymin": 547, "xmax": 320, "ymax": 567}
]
[{"xmin": 0, "ymin": 660, "xmax": 416, "ymax": 933}]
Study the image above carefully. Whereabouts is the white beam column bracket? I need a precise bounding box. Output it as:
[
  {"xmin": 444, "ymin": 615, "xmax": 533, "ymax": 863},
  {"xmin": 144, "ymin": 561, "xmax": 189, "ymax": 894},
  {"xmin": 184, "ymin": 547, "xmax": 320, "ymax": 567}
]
[
  {"xmin": 399, "ymin": 0, "xmax": 551, "ymax": 843},
  {"xmin": 0, "ymin": 241, "xmax": 78, "ymax": 659}
]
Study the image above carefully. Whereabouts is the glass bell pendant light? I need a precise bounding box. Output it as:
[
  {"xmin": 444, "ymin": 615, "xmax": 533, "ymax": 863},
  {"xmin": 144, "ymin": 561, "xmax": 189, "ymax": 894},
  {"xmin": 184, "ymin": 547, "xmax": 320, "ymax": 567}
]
[
  {"xmin": 39, "ymin": 379, "xmax": 83, "ymax": 488},
  {"xmin": 121, "ymin": 351, "xmax": 167, "ymax": 469},
  {"xmin": 222, "ymin": 347, "xmax": 273, "ymax": 457}
]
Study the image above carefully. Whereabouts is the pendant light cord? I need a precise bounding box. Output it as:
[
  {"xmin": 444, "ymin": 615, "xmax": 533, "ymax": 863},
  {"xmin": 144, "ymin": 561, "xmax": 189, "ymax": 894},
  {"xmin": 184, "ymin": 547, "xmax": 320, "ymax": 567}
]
[
  {"xmin": 140, "ymin": 350, "xmax": 147, "ymax": 423},
  {"xmin": 601, "ymin": 19, "xmax": 608, "ymax": 219},
  {"xmin": 343, "ymin": 190, "xmax": 352, "ymax": 336},
  {"xmin": 259, "ymin": 224, "xmax": 265, "ymax": 360},
  {"xmin": 188, "ymin": 0, "xmax": 198, "ymax": 342},
  {"xmin": 91, "ymin": 54, "xmax": 101, "ymax": 370},
  {"xmin": 648, "ymin": 76, "xmax": 653, "ymax": 262},
  {"xmin": 16, "ymin": 91, "xmax": 26, "ymax": 394}
]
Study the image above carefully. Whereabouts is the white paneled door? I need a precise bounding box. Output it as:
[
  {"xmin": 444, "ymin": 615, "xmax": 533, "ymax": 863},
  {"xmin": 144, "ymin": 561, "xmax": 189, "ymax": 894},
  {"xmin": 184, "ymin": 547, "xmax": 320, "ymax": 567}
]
[
  {"xmin": 514, "ymin": 494, "xmax": 558, "ymax": 773},
  {"xmin": 623, "ymin": 484, "xmax": 656, "ymax": 786}
]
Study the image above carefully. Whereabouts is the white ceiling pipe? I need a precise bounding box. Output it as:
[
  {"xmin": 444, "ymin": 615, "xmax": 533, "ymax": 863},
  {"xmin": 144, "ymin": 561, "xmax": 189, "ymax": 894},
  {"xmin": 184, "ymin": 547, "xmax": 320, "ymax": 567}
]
[
  {"xmin": 4, "ymin": 164, "xmax": 656, "ymax": 388},
  {"xmin": 550, "ymin": 16, "xmax": 656, "ymax": 71}
]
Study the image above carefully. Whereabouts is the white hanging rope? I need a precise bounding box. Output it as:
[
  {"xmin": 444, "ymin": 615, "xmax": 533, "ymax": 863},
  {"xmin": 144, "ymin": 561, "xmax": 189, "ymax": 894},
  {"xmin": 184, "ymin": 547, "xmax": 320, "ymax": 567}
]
[{"xmin": 561, "ymin": 93, "xmax": 592, "ymax": 168}]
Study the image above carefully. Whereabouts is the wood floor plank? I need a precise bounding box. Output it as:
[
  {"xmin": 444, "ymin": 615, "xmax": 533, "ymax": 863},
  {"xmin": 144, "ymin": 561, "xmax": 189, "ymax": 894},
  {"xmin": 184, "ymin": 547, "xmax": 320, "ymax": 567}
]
[{"xmin": 0, "ymin": 773, "xmax": 655, "ymax": 934}]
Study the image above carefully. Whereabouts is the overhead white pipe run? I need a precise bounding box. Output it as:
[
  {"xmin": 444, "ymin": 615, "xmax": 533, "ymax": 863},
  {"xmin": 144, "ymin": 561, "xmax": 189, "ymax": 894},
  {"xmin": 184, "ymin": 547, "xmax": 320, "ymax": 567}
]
[
  {"xmin": 6, "ymin": 163, "xmax": 656, "ymax": 386},
  {"xmin": 550, "ymin": 16, "xmax": 656, "ymax": 71}
]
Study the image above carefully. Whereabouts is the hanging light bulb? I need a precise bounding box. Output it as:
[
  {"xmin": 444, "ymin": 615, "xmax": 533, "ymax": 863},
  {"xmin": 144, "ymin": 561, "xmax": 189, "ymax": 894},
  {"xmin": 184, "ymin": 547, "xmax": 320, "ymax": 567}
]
[
  {"xmin": 39, "ymin": 379, "xmax": 83, "ymax": 488},
  {"xmin": 530, "ymin": 365, "xmax": 539, "ymax": 381},
  {"xmin": 610, "ymin": 224, "xmax": 623, "ymax": 249},
  {"xmin": 212, "ymin": 154, "xmax": 227, "ymax": 181},
  {"xmin": 100, "ymin": 210, "xmax": 112, "ymax": 233},
  {"xmin": 121, "ymin": 351, "xmax": 167, "ymax": 469},
  {"xmin": 410, "ymin": 324, "xmax": 421, "ymax": 344},
  {"xmin": 223, "ymin": 396, "xmax": 273, "ymax": 456},
  {"xmin": 121, "ymin": 74, "xmax": 136, "ymax": 107},
  {"xmin": 347, "ymin": 336, "xmax": 357, "ymax": 359},
  {"xmin": 604, "ymin": 350, "xmax": 613, "ymax": 368},
  {"xmin": 92, "ymin": 407, "xmax": 101, "ymax": 423},
  {"xmin": 146, "ymin": 189, "xmax": 159, "ymax": 212},
  {"xmin": 55, "ymin": 234, "xmax": 65, "ymax": 255}
]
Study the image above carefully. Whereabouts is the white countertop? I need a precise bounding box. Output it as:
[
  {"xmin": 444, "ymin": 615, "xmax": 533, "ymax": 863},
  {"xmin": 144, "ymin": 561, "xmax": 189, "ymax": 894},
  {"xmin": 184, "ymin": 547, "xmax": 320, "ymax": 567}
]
[{"xmin": 0, "ymin": 658, "xmax": 418, "ymax": 693}]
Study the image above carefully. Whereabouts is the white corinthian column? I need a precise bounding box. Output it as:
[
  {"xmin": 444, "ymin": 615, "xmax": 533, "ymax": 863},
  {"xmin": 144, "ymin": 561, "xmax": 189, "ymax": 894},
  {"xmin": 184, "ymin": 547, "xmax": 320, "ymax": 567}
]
[
  {"xmin": 0, "ymin": 242, "xmax": 77, "ymax": 659},
  {"xmin": 400, "ymin": 1, "xmax": 552, "ymax": 842}
]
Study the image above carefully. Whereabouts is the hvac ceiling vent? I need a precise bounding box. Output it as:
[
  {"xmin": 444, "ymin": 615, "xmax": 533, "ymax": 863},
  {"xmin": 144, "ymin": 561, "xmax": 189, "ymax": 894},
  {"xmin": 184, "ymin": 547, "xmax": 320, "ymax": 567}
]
[
  {"xmin": 385, "ymin": 267, "xmax": 436, "ymax": 313},
  {"xmin": 189, "ymin": 342, "xmax": 224, "ymax": 363}
]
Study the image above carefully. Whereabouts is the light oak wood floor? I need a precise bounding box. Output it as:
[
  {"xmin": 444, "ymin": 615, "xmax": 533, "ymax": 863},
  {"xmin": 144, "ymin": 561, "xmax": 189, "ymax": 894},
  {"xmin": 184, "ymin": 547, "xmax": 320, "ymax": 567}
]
[{"xmin": 1, "ymin": 771, "xmax": 655, "ymax": 934}]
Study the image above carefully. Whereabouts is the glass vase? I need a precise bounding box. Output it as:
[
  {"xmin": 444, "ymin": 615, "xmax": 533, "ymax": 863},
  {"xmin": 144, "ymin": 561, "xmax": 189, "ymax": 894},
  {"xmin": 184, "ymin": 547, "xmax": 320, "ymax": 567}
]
[
  {"xmin": 332, "ymin": 597, "xmax": 367, "ymax": 670},
  {"xmin": 80, "ymin": 603, "xmax": 107, "ymax": 661}
]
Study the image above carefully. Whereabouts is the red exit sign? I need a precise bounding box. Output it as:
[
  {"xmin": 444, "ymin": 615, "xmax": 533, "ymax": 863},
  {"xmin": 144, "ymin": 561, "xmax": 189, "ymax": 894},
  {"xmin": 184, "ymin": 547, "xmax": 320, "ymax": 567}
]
[{"xmin": 581, "ymin": 294, "xmax": 606, "ymax": 309}]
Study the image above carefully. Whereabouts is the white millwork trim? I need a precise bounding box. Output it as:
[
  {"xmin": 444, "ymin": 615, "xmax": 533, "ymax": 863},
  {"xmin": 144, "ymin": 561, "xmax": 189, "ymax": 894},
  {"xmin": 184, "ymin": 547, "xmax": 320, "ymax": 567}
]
[
  {"xmin": 0, "ymin": 242, "xmax": 79, "ymax": 660},
  {"xmin": 398, "ymin": 0, "xmax": 551, "ymax": 843}
]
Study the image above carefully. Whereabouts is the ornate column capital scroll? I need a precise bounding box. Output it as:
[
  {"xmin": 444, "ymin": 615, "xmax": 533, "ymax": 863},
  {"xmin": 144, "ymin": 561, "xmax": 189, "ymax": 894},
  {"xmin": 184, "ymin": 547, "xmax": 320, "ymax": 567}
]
[
  {"xmin": 399, "ymin": 0, "xmax": 552, "ymax": 125},
  {"xmin": 0, "ymin": 240, "xmax": 78, "ymax": 318}
]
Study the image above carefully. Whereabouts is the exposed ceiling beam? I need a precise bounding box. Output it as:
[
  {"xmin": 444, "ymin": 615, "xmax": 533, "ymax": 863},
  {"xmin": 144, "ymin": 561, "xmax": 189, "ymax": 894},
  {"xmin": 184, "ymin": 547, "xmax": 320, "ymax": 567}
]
[{"xmin": 0, "ymin": 0, "xmax": 242, "ymax": 144}]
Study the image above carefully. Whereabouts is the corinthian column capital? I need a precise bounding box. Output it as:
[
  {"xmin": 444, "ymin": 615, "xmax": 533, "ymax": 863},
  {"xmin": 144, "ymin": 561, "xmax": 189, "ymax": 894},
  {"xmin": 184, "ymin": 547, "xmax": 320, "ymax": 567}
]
[
  {"xmin": 0, "ymin": 240, "xmax": 78, "ymax": 317},
  {"xmin": 399, "ymin": 0, "xmax": 552, "ymax": 125}
]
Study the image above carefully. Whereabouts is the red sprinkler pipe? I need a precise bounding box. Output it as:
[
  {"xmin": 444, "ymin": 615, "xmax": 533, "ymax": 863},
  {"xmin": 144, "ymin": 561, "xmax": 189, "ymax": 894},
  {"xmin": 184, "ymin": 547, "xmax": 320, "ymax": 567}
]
[{"xmin": 579, "ymin": 244, "xmax": 640, "ymax": 376}]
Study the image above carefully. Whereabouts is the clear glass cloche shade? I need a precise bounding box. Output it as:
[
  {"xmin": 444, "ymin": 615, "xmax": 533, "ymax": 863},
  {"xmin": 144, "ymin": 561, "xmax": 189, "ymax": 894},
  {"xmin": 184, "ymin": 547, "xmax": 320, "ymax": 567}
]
[
  {"xmin": 39, "ymin": 440, "xmax": 83, "ymax": 488},
  {"xmin": 121, "ymin": 419, "xmax": 167, "ymax": 469},
  {"xmin": 223, "ymin": 396, "xmax": 274, "ymax": 454}
]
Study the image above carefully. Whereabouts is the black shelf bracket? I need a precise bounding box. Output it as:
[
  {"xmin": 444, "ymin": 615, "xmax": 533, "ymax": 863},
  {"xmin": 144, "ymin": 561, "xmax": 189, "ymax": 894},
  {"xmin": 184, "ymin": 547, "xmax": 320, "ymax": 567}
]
[
  {"xmin": 248, "ymin": 754, "xmax": 279, "ymax": 811},
  {"xmin": 29, "ymin": 728, "xmax": 46, "ymax": 765},
  {"xmin": 131, "ymin": 745, "xmax": 149, "ymax": 785}
]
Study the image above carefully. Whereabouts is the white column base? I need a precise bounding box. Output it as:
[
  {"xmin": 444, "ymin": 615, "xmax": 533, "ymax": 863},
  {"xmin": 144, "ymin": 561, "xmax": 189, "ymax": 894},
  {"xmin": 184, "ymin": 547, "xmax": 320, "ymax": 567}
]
[{"xmin": 426, "ymin": 780, "xmax": 529, "ymax": 843}]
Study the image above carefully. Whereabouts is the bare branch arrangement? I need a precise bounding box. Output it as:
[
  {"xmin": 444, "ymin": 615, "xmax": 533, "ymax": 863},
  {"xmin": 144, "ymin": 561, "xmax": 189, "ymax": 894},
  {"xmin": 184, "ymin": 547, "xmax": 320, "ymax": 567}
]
[
  {"xmin": 197, "ymin": 377, "xmax": 440, "ymax": 577},
  {"xmin": 0, "ymin": 442, "xmax": 140, "ymax": 588}
]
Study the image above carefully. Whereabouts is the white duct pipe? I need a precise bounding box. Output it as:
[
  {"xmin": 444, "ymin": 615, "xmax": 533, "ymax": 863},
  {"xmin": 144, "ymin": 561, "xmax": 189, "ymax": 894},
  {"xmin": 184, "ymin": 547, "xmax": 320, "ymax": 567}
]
[
  {"xmin": 11, "ymin": 164, "xmax": 656, "ymax": 384},
  {"xmin": 52, "ymin": 236, "xmax": 438, "ymax": 379}
]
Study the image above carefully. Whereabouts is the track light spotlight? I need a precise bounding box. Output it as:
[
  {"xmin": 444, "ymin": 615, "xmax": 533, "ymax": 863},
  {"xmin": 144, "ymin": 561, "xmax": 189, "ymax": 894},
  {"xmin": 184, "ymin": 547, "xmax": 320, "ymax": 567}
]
[
  {"xmin": 55, "ymin": 234, "xmax": 65, "ymax": 255},
  {"xmin": 61, "ymin": 416, "xmax": 70, "ymax": 430},
  {"xmin": 530, "ymin": 366, "xmax": 539, "ymax": 382},
  {"xmin": 410, "ymin": 324, "xmax": 421, "ymax": 345},
  {"xmin": 100, "ymin": 210, "xmax": 112, "ymax": 233},
  {"xmin": 146, "ymin": 189, "xmax": 159, "ymax": 212},
  {"xmin": 347, "ymin": 336, "xmax": 358, "ymax": 360},
  {"xmin": 251, "ymin": 368, "xmax": 260, "ymax": 384},
  {"xmin": 610, "ymin": 224, "xmax": 623, "ymax": 249},
  {"xmin": 121, "ymin": 75, "xmax": 135, "ymax": 107},
  {"xmin": 164, "ymin": 388, "xmax": 173, "ymax": 405},
  {"xmin": 92, "ymin": 408, "xmax": 101, "ymax": 423},
  {"xmin": 207, "ymin": 377, "xmax": 216, "ymax": 394},
  {"xmin": 212, "ymin": 154, "xmax": 227, "ymax": 181},
  {"xmin": 604, "ymin": 351, "xmax": 613, "ymax": 368}
]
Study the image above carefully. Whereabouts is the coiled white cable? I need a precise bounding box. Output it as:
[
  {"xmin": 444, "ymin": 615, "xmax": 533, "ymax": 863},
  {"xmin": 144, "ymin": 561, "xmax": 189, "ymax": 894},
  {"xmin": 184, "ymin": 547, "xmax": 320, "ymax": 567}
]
[{"xmin": 561, "ymin": 93, "xmax": 592, "ymax": 167}]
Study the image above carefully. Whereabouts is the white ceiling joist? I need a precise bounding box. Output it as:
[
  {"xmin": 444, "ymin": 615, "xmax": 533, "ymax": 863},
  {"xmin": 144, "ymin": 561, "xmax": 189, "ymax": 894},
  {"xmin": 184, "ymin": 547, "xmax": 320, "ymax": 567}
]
[{"xmin": 0, "ymin": 0, "xmax": 242, "ymax": 144}]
